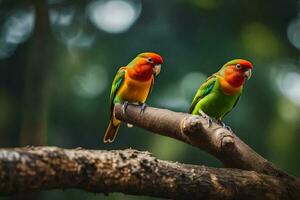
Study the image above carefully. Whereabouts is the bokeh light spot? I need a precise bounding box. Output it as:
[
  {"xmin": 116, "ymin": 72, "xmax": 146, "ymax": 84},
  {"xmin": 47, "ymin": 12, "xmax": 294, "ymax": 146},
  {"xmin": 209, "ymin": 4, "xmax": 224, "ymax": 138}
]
[
  {"xmin": 273, "ymin": 62, "xmax": 300, "ymax": 107},
  {"xmin": 0, "ymin": 42, "xmax": 17, "ymax": 59},
  {"xmin": 154, "ymin": 83, "xmax": 190, "ymax": 111},
  {"xmin": 49, "ymin": 7, "xmax": 75, "ymax": 27},
  {"xmin": 287, "ymin": 18, "xmax": 300, "ymax": 50},
  {"xmin": 87, "ymin": 0, "xmax": 141, "ymax": 34},
  {"xmin": 241, "ymin": 23, "xmax": 281, "ymax": 58},
  {"xmin": 180, "ymin": 72, "xmax": 207, "ymax": 101},
  {"xmin": 3, "ymin": 8, "xmax": 35, "ymax": 44},
  {"xmin": 50, "ymin": 7, "xmax": 96, "ymax": 48},
  {"xmin": 277, "ymin": 99, "xmax": 300, "ymax": 123},
  {"xmin": 72, "ymin": 65, "xmax": 108, "ymax": 98},
  {"xmin": 154, "ymin": 72, "xmax": 206, "ymax": 111},
  {"xmin": 0, "ymin": 7, "xmax": 35, "ymax": 59},
  {"xmin": 279, "ymin": 71, "xmax": 300, "ymax": 106}
]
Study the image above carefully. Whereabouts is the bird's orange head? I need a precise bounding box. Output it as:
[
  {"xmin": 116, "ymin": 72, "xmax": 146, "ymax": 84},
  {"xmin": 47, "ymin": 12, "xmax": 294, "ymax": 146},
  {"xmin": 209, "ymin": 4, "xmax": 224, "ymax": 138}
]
[
  {"xmin": 127, "ymin": 52, "xmax": 163, "ymax": 81},
  {"xmin": 220, "ymin": 59, "xmax": 253, "ymax": 88}
]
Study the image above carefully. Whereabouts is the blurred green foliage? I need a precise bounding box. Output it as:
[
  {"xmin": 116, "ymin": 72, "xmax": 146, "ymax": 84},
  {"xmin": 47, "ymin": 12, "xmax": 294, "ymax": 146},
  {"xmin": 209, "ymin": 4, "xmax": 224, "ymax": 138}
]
[{"xmin": 0, "ymin": 0, "xmax": 300, "ymax": 199}]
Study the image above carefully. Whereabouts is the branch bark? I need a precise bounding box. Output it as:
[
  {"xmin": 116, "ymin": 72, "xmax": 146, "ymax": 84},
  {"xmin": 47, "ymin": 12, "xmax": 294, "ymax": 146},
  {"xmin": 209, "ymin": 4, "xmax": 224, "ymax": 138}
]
[
  {"xmin": 1, "ymin": 104, "xmax": 299, "ymax": 199},
  {"xmin": 0, "ymin": 147, "xmax": 299, "ymax": 200},
  {"xmin": 114, "ymin": 104, "xmax": 292, "ymax": 179}
]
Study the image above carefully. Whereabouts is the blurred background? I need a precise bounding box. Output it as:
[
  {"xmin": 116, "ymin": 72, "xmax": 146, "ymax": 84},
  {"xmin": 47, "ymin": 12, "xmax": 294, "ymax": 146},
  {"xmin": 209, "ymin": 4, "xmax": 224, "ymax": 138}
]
[{"xmin": 0, "ymin": 0, "xmax": 299, "ymax": 199}]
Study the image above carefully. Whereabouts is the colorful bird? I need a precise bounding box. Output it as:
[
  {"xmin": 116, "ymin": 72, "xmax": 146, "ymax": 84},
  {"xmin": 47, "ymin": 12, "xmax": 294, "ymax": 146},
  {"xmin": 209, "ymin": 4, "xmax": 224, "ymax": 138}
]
[
  {"xmin": 189, "ymin": 59, "xmax": 253, "ymax": 129},
  {"xmin": 103, "ymin": 52, "xmax": 163, "ymax": 143}
]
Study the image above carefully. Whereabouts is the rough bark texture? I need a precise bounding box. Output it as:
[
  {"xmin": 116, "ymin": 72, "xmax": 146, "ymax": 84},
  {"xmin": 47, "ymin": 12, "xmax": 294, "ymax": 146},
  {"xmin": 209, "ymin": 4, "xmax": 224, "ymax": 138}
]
[
  {"xmin": 1, "ymin": 104, "xmax": 300, "ymax": 199},
  {"xmin": 0, "ymin": 147, "xmax": 299, "ymax": 200},
  {"xmin": 114, "ymin": 104, "xmax": 290, "ymax": 179}
]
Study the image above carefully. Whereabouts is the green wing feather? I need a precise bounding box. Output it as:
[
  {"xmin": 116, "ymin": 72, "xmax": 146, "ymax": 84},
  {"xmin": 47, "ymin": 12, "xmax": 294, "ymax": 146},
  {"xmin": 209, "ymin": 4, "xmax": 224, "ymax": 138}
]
[
  {"xmin": 110, "ymin": 67, "xmax": 126, "ymax": 112},
  {"xmin": 189, "ymin": 75, "xmax": 216, "ymax": 113}
]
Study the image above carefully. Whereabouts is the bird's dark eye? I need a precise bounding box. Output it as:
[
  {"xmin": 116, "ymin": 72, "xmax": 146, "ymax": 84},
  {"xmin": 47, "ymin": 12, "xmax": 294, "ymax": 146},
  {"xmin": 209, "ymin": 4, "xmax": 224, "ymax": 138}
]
[
  {"xmin": 147, "ymin": 58, "xmax": 154, "ymax": 63},
  {"xmin": 236, "ymin": 64, "xmax": 242, "ymax": 69}
]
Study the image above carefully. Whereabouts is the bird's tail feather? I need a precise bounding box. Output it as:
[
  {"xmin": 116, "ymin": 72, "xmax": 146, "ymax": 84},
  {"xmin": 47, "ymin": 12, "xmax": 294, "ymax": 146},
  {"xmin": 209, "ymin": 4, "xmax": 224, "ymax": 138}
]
[{"xmin": 103, "ymin": 117, "xmax": 120, "ymax": 143}]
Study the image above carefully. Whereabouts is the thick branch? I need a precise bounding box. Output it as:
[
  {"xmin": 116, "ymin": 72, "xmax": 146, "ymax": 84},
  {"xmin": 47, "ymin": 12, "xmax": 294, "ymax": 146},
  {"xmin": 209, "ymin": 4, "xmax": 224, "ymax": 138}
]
[
  {"xmin": 0, "ymin": 147, "xmax": 299, "ymax": 200},
  {"xmin": 114, "ymin": 104, "xmax": 292, "ymax": 179}
]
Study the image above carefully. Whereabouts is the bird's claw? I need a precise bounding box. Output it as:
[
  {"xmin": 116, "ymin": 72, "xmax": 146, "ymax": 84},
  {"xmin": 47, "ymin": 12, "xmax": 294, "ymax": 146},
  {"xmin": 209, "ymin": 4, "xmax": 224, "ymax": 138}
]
[
  {"xmin": 199, "ymin": 110, "xmax": 213, "ymax": 128},
  {"xmin": 122, "ymin": 101, "xmax": 129, "ymax": 115},
  {"xmin": 217, "ymin": 120, "xmax": 232, "ymax": 132},
  {"xmin": 139, "ymin": 103, "xmax": 147, "ymax": 114},
  {"xmin": 224, "ymin": 125, "xmax": 232, "ymax": 132},
  {"xmin": 207, "ymin": 118, "xmax": 213, "ymax": 128}
]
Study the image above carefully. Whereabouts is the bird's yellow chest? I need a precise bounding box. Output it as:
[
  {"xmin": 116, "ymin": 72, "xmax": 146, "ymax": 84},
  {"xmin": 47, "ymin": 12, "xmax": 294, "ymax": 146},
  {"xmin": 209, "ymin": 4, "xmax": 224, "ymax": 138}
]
[{"xmin": 117, "ymin": 72, "xmax": 153, "ymax": 103}]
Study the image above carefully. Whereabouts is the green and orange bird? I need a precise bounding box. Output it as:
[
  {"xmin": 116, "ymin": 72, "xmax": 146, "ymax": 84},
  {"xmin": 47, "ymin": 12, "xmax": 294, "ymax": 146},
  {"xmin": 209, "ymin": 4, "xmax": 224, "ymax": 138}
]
[
  {"xmin": 189, "ymin": 59, "xmax": 253, "ymax": 129},
  {"xmin": 103, "ymin": 52, "xmax": 163, "ymax": 143}
]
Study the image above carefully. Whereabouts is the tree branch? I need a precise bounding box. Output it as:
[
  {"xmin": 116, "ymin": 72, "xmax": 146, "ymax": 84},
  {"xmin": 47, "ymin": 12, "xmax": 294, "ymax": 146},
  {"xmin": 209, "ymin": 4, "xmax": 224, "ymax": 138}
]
[
  {"xmin": 1, "ymin": 105, "xmax": 299, "ymax": 199},
  {"xmin": 114, "ymin": 104, "xmax": 293, "ymax": 179},
  {"xmin": 0, "ymin": 147, "xmax": 299, "ymax": 200}
]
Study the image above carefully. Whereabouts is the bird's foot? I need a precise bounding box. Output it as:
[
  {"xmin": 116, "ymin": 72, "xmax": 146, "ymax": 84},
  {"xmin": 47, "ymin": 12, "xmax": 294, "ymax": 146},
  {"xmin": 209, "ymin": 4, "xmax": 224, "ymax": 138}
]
[
  {"xmin": 122, "ymin": 101, "xmax": 129, "ymax": 115},
  {"xmin": 198, "ymin": 110, "xmax": 213, "ymax": 128},
  {"xmin": 217, "ymin": 120, "xmax": 232, "ymax": 132},
  {"xmin": 139, "ymin": 103, "xmax": 147, "ymax": 114}
]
